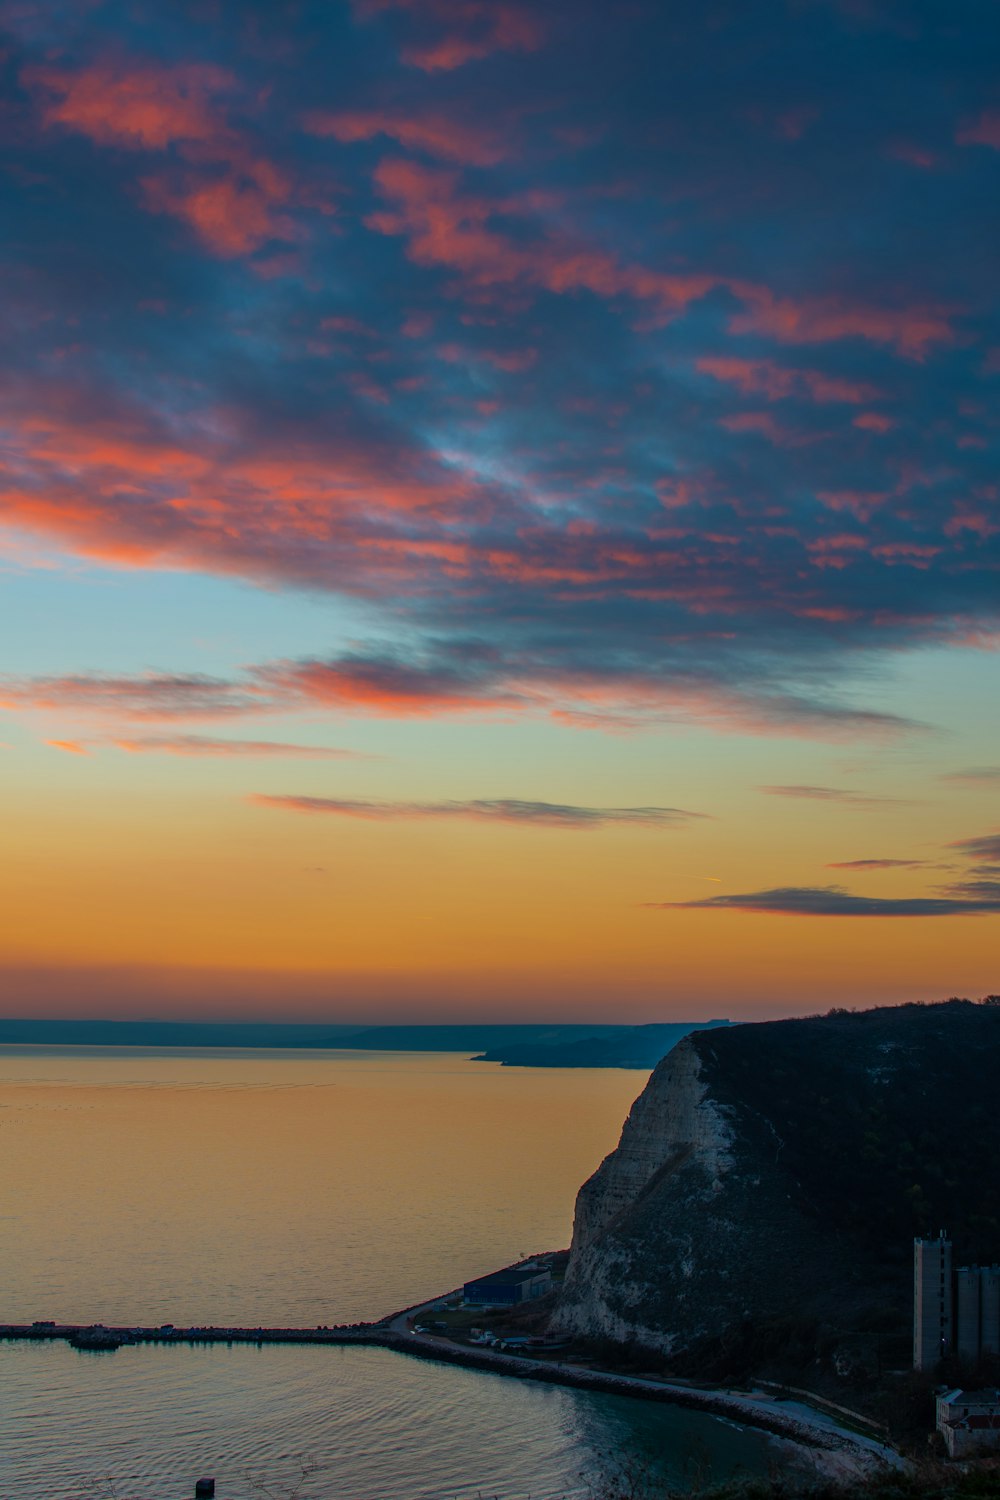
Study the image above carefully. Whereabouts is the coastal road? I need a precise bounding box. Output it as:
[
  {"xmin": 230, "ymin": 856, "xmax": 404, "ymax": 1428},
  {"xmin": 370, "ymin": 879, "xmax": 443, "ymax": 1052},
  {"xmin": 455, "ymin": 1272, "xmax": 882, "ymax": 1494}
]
[{"xmin": 386, "ymin": 1288, "xmax": 463, "ymax": 1338}]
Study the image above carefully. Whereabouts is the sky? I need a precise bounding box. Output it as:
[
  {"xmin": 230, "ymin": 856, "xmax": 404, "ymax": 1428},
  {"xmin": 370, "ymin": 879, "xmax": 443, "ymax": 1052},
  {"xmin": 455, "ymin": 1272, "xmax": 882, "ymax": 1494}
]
[{"xmin": 1, "ymin": 0, "xmax": 998, "ymax": 1022}]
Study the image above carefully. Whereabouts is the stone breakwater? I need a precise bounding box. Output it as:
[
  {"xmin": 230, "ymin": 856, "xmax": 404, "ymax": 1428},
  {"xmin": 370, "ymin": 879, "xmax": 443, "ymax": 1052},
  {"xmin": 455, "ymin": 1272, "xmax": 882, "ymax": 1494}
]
[
  {"xmin": 0, "ymin": 1322, "xmax": 379, "ymax": 1347},
  {"xmin": 0, "ymin": 1318, "xmax": 897, "ymax": 1473}
]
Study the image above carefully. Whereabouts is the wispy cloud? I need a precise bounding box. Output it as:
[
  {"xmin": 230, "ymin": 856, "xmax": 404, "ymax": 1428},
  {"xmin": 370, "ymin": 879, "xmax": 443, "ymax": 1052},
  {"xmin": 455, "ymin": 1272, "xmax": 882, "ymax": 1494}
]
[
  {"xmin": 251, "ymin": 794, "xmax": 703, "ymax": 829},
  {"xmin": 947, "ymin": 876, "xmax": 1000, "ymax": 901},
  {"xmin": 304, "ymin": 108, "xmax": 508, "ymax": 166},
  {"xmin": 759, "ymin": 784, "xmax": 906, "ymax": 807},
  {"xmin": 0, "ymin": 658, "xmax": 924, "ymax": 741},
  {"xmin": 110, "ymin": 735, "xmax": 366, "ymax": 759},
  {"xmin": 353, "ymin": 0, "xmax": 547, "ymax": 73},
  {"xmin": 825, "ymin": 858, "xmax": 926, "ymax": 870},
  {"xmin": 697, "ymin": 356, "xmax": 879, "ymax": 405},
  {"xmin": 949, "ymin": 831, "xmax": 1000, "ymax": 863},
  {"xmin": 941, "ymin": 767, "xmax": 1000, "ymax": 786},
  {"xmin": 0, "ymin": 672, "xmax": 268, "ymax": 720},
  {"xmin": 646, "ymin": 885, "xmax": 1000, "ymax": 917}
]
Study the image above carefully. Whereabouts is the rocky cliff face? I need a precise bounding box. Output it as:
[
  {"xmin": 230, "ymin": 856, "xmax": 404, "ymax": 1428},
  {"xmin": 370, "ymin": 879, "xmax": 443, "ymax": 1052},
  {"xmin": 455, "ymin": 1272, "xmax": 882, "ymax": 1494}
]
[{"xmin": 553, "ymin": 1001, "xmax": 1000, "ymax": 1364}]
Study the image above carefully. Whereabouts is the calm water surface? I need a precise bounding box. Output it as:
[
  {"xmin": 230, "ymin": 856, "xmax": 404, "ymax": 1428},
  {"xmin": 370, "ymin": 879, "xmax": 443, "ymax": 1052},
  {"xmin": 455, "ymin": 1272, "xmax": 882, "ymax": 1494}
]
[{"xmin": 0, "ymin": 1047, "xmax": 780, "ymax": 1498}]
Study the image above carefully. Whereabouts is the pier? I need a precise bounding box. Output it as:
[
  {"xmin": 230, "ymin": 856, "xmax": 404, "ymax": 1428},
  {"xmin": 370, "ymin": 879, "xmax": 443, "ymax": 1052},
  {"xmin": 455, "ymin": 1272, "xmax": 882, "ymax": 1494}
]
[{"xmin": 0, "ymin": 1321, "xmax": 384, "ymax": 1348}]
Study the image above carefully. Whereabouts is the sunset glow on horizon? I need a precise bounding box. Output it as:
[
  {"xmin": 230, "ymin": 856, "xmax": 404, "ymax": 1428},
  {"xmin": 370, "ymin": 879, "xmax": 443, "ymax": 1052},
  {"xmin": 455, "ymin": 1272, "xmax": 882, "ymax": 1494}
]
[{"xmin": 1, "ymin": 0, "xmax": 998, "ymax": 1023}]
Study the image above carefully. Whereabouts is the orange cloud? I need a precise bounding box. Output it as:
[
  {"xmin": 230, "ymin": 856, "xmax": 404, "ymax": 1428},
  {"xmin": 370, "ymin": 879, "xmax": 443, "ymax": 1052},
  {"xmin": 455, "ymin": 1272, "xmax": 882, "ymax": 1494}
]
[
  {"xmin": 263, "ymin": 657, "xmax": 516, "ymax": 716},
  {"xmin": 44, "ymin": 738, "xmax": 88, "ymax": 754},
  {"xmin": 0, "ymin": 393, "xmax": 487, "ymax": 584}
]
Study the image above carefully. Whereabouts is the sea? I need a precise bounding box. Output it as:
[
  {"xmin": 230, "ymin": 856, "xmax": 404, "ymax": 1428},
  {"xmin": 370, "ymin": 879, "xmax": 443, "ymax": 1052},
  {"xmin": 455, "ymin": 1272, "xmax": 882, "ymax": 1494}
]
[{"xmin": 0, "ymin": 1046, "xmax": 782, "ymax": 1499}]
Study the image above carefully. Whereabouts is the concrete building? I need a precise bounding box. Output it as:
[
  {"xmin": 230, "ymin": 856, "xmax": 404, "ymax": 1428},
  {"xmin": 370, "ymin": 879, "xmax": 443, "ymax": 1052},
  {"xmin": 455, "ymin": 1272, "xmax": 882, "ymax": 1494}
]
[
  {"xmin": 914, "ymin": 1233, "xmax": 953, "ymax": 1370},
  {"xmin": 463, "ymin": 1265, "xmax": 552, "ymax": 1307},
  {"xmin": 936, "ymin": 1389, "xmax": 1000, "ymax": 1458},
  {"xmin": 957, "ymin": 1266, "xmax": 983, "ymax": 1363},
  {"xmin": 914, "ymin": 1235, "xmax": 1000, "ymax": 1370},
  {"xmin": 982, "ymin": 1267, "xmax": 1000, "ymax": 1357}
]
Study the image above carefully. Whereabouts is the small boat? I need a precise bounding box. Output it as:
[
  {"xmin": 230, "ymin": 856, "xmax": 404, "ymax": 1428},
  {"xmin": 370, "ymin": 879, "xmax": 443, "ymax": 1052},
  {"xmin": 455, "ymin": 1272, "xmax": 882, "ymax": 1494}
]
[{"xmin": 68, "ymin": 1326, "xmax": 124, "ymax": 1351}]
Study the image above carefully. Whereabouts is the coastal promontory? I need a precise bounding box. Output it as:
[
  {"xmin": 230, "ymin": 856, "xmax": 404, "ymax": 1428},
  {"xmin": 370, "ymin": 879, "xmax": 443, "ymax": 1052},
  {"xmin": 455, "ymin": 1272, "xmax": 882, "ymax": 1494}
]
[{"xmin": 553, "ymin": 1000, "xmax": 1000, "ymax": 1377}]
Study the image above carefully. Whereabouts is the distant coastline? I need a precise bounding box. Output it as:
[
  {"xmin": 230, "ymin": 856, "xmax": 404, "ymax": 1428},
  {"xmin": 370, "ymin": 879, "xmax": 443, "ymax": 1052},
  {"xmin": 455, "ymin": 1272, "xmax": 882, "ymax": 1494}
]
[{"xmin": 0, "ymin": 1018, "xmax": 730, "ymax": 1068}]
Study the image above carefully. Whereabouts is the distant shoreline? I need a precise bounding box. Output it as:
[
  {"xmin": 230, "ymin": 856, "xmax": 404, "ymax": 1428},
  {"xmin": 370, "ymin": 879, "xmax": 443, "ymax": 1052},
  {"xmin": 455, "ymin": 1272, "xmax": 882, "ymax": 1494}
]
[{"xmin": 0, "ymin": 1018, "xmax": 730, "ymax": 1069}]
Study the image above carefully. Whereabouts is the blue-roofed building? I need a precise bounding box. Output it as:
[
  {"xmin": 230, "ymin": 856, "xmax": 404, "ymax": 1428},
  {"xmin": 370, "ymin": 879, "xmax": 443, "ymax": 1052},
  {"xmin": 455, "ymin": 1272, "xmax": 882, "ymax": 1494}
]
[{"xmin": 463, "ymin": 1265, "xmax": 552, "ymax": 1307}]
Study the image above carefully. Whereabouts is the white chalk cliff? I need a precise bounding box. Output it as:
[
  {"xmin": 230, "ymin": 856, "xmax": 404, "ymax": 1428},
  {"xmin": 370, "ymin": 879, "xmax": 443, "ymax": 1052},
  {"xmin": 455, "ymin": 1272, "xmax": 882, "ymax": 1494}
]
[{"xmin": 552, "ymin": 1029, "xmax": 872, "ymax": 1355}]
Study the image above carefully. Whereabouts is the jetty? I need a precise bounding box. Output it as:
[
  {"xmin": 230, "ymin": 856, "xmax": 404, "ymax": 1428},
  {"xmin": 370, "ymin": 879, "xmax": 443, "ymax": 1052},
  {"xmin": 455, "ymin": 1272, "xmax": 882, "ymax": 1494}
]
[{"xmin": 1, "ymin": 1320, "xmax": 381, "ymax": 1349}]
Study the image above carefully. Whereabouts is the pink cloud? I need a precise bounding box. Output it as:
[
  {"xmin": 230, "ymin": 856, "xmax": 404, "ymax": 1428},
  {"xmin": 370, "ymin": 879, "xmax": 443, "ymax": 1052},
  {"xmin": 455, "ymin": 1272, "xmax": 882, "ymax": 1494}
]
[
  {"xmin": 697, "ymin": 355, "xmax": 878, "ymax": 404},
  {"xmin": 0, "ymin": 653, "xmax": 920, "ymax": 745},
  {"xmin": 0, "ymin": 389, "xmax": 489, "ymax": 588},
  {"xmin": 730, "ymin": 288, "xmax": 955, "ymax": 359},
  {"xmin": 436, "ymin": 341, "xmax": 537, "ymax": 371},
  {"xmin": 25, "ymin": 56, "xmax": 312, "ymax": 259},
  {"xmin": 886, "ymin": 139, "xmax": 940, "ymax": 170},
  {"xmin": 853, "ymin": 411, "xmax": 895, "ymax": 432},
  {"xmin": 304, "ymin": 108, "xmax": 507, "ymax": 166},
  {"xmin": 368, "ymin": 157, "xmax": 721, "ymax": 318},
  {"xmin": 142, "ymin": 155, "xmax": 297, "ymax": 257},
  {"xmin": 354, "ymin": 0, "xmax": 545, "ymax": 71},
  {"xmin": 775, "ymin": 105, "xmax": 820, "ymax": 141},
  {"xmin": 367, "ymin": 159, "xmax": 956, "ymax": 352},
  {"xmin": 817, "ymin": 489, "xmax": 891, "ymax": 521},
  {"xmin": 261, "ymin": 657, "xmax": 516, "ymax": 716},
  {"xmin": 956, "ymin": 111, "xmax": 1000, "ymax": 150},
  {"xmin": 717, "ymin": 410, "xmax": 821, "ymax": 447},
  {"xmin": 25, "ymin": 60, "xmax": 231, "ymax": 149}
]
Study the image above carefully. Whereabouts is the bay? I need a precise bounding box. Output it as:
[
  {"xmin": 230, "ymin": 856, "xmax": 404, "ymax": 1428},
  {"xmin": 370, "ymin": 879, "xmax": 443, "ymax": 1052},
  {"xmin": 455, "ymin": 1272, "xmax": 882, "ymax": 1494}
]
[{"xmin": 0, "ymin": 1047, "xmax": 780, "ymax": 1498}]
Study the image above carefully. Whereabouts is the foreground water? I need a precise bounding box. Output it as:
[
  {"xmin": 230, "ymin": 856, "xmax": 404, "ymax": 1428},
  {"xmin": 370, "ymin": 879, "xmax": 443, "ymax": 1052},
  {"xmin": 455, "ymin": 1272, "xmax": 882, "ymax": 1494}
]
[{"xmin": 0, "ymin": 1046, "xmax": 779, "ymax": 1498}]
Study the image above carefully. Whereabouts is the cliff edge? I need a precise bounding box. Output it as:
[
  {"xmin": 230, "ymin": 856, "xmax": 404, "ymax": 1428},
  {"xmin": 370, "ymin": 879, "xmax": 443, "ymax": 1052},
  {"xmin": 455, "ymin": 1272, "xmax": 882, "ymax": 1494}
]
[{"xmin": 553, "ymin": 1000, "xmax": 1000, "ymax": 1372}]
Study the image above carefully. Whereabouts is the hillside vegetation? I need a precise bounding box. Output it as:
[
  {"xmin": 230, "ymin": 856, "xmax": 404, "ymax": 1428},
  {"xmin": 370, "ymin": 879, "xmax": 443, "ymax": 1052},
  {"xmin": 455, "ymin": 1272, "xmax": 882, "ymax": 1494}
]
[{"xmin": 699, "ymin": 1000, "xmax": 1000, "ymax": 1267}]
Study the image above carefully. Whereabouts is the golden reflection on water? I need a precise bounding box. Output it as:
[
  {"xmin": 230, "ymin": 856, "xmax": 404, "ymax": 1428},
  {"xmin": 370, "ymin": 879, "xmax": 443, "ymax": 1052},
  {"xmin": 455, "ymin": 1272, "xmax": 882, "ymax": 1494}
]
[
  {"xmin": 1, "ymin": 1048, "xmax": 787, "ymax": 1500},
  {"xmin": 0, "ymin": 1047, "xmax": 646, "ymax": 1326}
]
